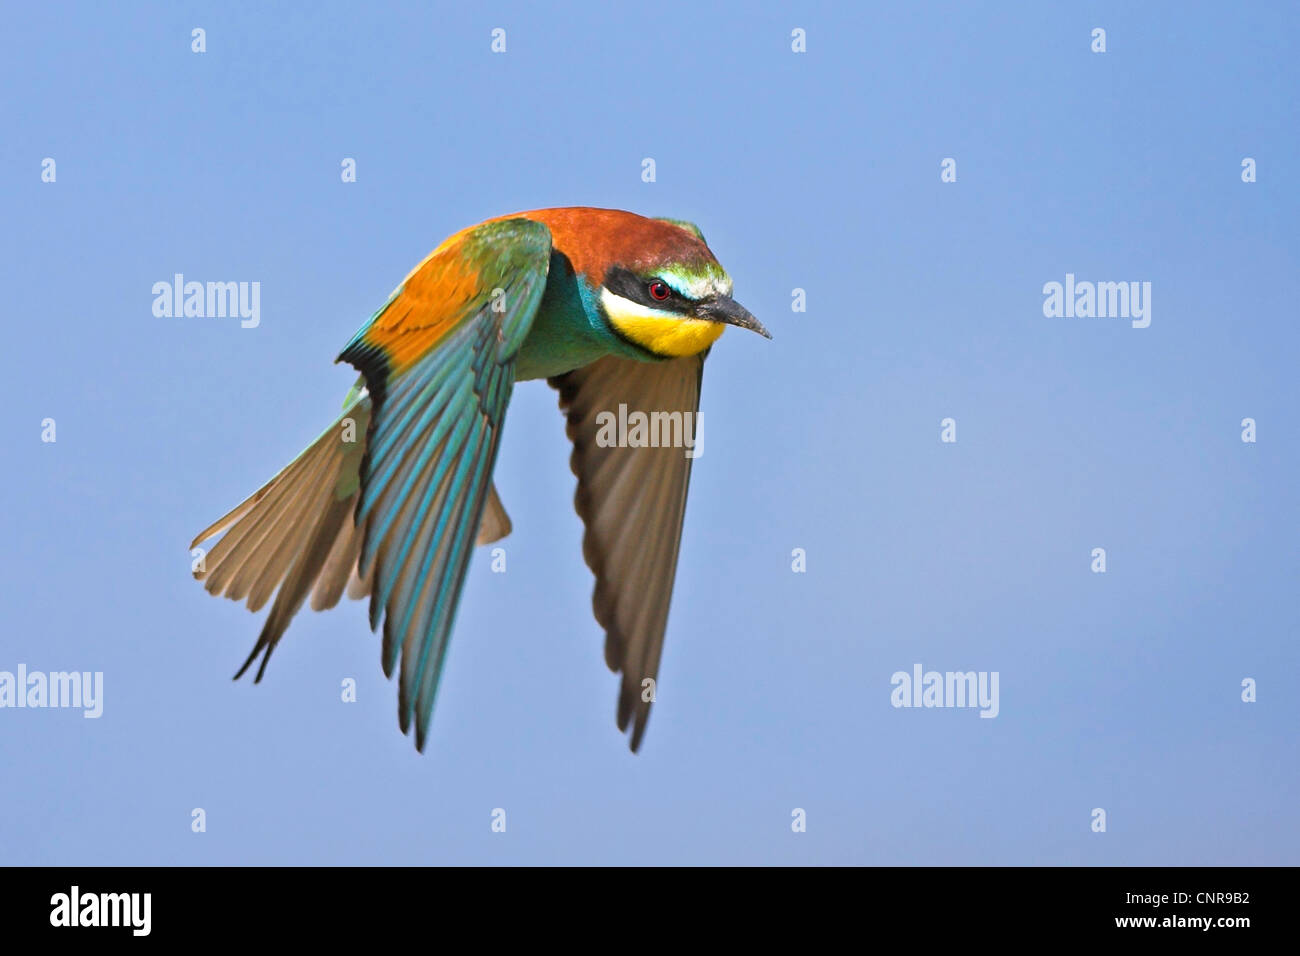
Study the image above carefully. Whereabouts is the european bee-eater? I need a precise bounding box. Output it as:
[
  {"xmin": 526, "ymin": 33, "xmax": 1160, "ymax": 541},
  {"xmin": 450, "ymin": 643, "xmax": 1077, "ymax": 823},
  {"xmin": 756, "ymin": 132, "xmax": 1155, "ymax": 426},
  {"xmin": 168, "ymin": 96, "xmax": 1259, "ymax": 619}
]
[{"xmin": 191, "ymin": 207, "xmax": 770, "ymax": 752}]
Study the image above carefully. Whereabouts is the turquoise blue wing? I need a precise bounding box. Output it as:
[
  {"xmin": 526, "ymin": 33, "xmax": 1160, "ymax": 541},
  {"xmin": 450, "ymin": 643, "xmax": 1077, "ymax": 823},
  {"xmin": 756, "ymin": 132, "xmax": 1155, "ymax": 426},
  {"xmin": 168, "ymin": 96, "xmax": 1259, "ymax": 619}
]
[{"xmin": 338, "ymin": 217, "xmax": 552, "ymax": 750}]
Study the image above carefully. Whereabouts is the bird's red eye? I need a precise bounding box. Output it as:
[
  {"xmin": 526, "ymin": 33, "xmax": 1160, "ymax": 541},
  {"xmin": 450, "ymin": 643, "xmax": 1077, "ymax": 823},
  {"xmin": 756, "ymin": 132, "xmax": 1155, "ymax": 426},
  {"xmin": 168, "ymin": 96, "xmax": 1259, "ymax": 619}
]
[{"xmin": 648, "ymin": 280, "xmax": 670, "ymax": 301}]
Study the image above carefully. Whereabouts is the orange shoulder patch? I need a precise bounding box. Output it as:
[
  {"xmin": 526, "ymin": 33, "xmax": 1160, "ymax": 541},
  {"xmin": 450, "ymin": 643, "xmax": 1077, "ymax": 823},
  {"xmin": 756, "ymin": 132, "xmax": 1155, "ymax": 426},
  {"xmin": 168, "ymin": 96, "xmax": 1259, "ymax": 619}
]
[{"xmin": 359, "ymin": 233, "xmax": 487, "ymax": 375}]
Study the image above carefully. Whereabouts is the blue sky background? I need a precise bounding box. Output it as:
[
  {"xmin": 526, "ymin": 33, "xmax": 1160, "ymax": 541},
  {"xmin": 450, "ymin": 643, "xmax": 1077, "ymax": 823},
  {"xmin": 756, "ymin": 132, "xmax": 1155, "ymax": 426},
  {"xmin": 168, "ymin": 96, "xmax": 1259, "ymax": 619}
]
[{"xmin": 1, "ymin": 1, "xmax": 1296, "ymax": 865}]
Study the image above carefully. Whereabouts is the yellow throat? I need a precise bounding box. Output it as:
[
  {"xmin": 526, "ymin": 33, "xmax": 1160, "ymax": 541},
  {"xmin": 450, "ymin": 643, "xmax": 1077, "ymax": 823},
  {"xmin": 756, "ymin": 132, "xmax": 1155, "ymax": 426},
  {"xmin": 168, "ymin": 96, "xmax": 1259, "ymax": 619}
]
[{"xmin": 600, "ymin": 288, "xmax": 725, "ymax": 358}]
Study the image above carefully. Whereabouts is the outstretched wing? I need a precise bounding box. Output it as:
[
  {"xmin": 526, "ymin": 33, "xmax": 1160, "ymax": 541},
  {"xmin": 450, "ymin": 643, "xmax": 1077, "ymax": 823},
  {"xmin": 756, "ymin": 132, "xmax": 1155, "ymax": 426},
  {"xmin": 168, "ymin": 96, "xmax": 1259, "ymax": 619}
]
[
  {"xmin": 340, "ymin": 218, "xmax": 552, "ymax": 750},
  {"xmin": 549, "ymin": 352, "xmax": 706, "ymax": 751}
]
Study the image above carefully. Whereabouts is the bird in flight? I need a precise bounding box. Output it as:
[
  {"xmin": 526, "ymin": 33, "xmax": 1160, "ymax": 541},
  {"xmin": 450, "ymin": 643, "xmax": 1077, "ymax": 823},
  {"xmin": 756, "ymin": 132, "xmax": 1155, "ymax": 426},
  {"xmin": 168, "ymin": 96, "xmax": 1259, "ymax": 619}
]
[{"xmin": 190, "ymin": 207, "xmax": 770, "ymax": 752}]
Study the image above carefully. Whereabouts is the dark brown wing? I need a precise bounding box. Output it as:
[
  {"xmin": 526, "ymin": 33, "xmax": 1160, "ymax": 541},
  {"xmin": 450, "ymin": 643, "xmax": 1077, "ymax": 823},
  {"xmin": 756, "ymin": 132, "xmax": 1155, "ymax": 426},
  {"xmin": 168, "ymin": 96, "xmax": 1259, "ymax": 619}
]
[{"xmin": 549, "ymin": 352, "xmax": 706, "ymax": 751}]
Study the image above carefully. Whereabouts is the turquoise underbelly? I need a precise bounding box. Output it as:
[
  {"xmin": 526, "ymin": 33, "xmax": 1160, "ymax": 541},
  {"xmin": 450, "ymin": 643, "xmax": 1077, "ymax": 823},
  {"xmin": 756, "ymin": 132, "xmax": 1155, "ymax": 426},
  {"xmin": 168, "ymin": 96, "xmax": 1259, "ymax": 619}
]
[{"xmin": 513, "ymin": 252, "xmax": 649, "ymax": 381}]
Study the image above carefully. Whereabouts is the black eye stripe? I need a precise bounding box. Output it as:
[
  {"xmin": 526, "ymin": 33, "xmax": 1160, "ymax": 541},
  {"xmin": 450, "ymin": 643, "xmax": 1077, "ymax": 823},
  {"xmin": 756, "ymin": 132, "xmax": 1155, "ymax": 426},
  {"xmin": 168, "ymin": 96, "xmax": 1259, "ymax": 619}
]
[{"xmin": 605, "ymin": 266, "xmax": 692, "ymax": 312}]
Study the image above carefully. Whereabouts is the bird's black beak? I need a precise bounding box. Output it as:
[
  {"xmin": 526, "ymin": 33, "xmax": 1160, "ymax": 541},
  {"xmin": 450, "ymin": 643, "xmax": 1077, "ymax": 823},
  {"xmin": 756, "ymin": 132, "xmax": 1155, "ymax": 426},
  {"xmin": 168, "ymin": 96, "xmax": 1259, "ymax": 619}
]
[{"xmin": 694, "ymin": 295, "xmax": 772, "ymax": 339}]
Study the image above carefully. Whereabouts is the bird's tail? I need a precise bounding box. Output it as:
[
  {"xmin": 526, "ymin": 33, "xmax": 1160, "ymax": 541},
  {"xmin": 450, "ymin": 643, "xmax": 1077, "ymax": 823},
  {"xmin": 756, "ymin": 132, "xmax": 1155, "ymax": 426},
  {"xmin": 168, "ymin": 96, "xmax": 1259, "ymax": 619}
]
[
  {"xmin": 191, "ymin": 387, "xmax": 513, "ymax": 682},
  {"xmin": 190, "ymin": 391, "xmax": 375, "ymax": 681}
]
